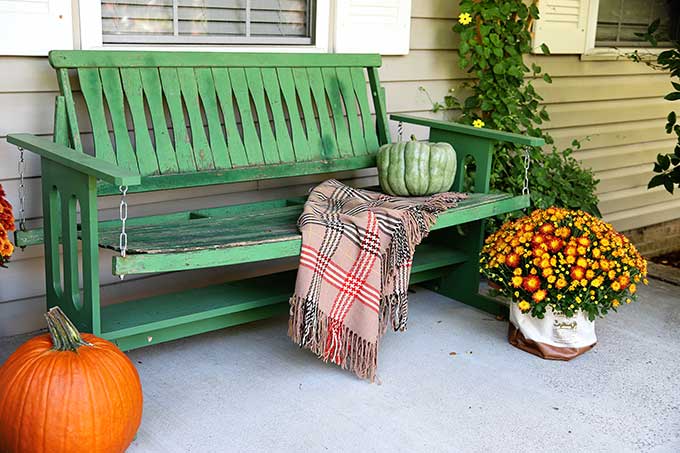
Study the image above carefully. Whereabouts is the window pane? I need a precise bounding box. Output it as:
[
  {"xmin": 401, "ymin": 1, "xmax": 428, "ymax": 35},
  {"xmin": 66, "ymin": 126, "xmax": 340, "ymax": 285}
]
[
  {"xmin": 102, "ymin": 0, "xmax": 314, "ymax": 45},
  {"xmin": 595, "ymin": 0, "xmax": 676, "ymax": 47}
]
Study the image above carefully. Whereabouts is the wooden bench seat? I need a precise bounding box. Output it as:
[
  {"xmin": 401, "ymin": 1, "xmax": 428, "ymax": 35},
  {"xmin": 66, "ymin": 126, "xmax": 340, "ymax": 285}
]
[{"xmin": 7, "ymin": 50, "xmax": 543, "ymax": 350}]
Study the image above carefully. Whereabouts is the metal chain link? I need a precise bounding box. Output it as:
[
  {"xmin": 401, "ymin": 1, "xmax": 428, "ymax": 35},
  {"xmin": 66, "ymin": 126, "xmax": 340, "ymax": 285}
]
[
  {"xmin": 17, "ymin": 147, "xmax": 26, "ymax": 232},
  {"xmin": 397, "ymin": 121, "xmax": 404, "ymax": 142},
  {"xmin": 522, "ymin": 146, "xmax": 531, "ymax": 196},
  {"xmin": 118, "ymin": 185, "xmax": 129, "ymax": 280}
]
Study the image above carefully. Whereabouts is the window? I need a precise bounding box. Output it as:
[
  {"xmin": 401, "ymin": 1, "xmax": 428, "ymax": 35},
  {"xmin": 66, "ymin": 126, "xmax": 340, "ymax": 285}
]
[
  {"xmin": 101, "ymin": 0, "xmax": 315, "ymax": 46},
  {"xmin": 595, "ymin": 0, "xmax": 679, "ymax": 47}
]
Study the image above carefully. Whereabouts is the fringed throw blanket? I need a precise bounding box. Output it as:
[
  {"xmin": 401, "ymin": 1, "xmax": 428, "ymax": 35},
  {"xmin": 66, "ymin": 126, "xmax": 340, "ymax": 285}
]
[{"xmin": 289, "ymin": 179, "xmax": 467, "ymax": 380}]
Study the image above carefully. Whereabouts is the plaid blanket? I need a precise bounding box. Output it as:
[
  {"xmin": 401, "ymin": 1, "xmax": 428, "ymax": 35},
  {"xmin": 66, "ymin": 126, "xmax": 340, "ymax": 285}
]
[{"xmin": 289, "ymin": 179, "xmax": 467, "ymax": 380}]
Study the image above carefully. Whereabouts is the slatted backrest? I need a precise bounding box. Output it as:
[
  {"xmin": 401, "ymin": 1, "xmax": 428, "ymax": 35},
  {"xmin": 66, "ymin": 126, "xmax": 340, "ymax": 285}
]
[{"xmin": 49, "ymin": 51, "xmax": 390, "ymax": 194}]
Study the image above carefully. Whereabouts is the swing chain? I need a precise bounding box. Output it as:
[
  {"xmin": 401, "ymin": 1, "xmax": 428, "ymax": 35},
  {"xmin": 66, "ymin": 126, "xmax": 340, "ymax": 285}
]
[
  {"xmin": 118, "ymin": 185, "xmax": 129, "ymax": 279},
  {"xmin": 17, "ymin": 147, "xmax": 26, "ymax": 232},
  {"xmin": 397, "ymin": 121, "xmax": 404, "ymax": 141},
  {"xmin": 522, "ymin": 146, "xmax": 531, "ymax": 196}
]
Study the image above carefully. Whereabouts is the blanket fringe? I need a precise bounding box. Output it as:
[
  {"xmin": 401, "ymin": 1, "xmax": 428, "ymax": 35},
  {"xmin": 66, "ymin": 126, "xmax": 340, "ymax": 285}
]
[{"xmin": 289, "ymin": 296, "xmax": 378, "ymax": 382}]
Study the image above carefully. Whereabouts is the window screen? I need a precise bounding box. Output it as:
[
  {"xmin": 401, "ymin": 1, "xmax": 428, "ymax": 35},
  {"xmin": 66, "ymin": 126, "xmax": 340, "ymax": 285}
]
[
  {"xmin": 102, "ymin": 0, "xmax": 314, "ymax": 45},
  {"xmin": 596, "ymin": 0, "xmax": 678, "ymax": 47}
]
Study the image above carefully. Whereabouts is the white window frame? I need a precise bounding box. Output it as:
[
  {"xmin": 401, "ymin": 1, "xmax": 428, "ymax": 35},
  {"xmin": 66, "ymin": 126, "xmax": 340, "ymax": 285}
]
[
  {"xmin": 78, "ymin": 0, "xmax": 331, "ymax": 53},
  {"xmin": 581, "ymin": 0, "xmax": 671, "ymax": 61}
]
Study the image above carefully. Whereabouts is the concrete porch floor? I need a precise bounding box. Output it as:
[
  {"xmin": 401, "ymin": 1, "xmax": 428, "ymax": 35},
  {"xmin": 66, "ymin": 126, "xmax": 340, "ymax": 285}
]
[{"xmin": 1, "ymin": 279, "xmax": 679, "ymax": 453}]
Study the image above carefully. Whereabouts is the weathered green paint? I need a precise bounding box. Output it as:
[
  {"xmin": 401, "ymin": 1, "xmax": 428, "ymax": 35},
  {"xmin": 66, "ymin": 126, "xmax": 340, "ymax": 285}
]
[
  {"xmin": 391, "ymin": 114, "xmax": 546, "ymax": 147},
  {"xmin": 10, "ymin": 50, "xmax": 538, "ymax": 350},
  {"xmin": 6, "ymin": 134, "xmax": 140, "ymax": 186}
]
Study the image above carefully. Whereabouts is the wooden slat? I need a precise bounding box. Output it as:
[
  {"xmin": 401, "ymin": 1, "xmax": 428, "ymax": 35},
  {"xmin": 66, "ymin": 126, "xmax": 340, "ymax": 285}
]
[
  {"xmin": 276, "ymin": 67, "xmax": 312, "ymax": 161},
  {"xmin": 57, "ymin": 68, "xmax": 83, "ymax": 153},
  {"xmin": 307, "ymin": 67, "xmax": 338, "ymax": 159},
  {"xmin": 96, "ymin": 155, "xmax": 375, "ymax": 195},
  {"xmin": 229, "ymin": 68, "xmax": 265, "ymax": 165},
  {"xmin": 322, "ymin": 67, "xmax": 353, "ymax": 157},
  {"xmin": 261, "ymin": 68, "xmax": 295, "ymax": 162},
  {"xmin": 139, "ymin": 68, "xmax": 179, "ymax": 173},
  {"xmin": 195, "ymin": 68, "xmax": 231, "ymax": 169},
  {"xmin": 245, "ymin": 68, "xmax": 280, "ymax": 164},
  {"xmin": 99, "ymin": 68, "xmax": 139, "ymax": 172},
  {"xmin": 211, "ymin": 68, "xmax": 249, "ymax": 167},
  {"xmin": 350, "ymin": 67, "xmax": 379, "ymax": 152},
  {"xmin": 120, "ymin": 68, "xmax": 159, "ymax": 175},
  {"xmin": 336, "ymin": 67, "xmax": 367, "ymax": 155},
  {"xmin": 367, "ymin": 67, "xmax": 390, "ymax": 146},
  {"xmin": 50, "ymin": 51, "xmax": 382, "ymax": 69},
  {"xmin": 77, "ymin": 68, "xmax": 116, "ymax": 163},
  {"xmin": 178, "ymin": 68, "xmax": 215, "ymax": 170},
  {"xmin": 292, "ymin": 67, "xmax": 323, "ymax": 160},
  {"xmin": 159, "ymin": 68, "xmax": 196, "ymax": 172}
]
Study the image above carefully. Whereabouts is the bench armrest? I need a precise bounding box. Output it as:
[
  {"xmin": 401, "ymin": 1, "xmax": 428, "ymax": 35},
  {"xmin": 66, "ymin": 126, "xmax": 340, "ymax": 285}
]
[
  {"xmin": 390, "ymin": 114, "xmax": 545, "ymax": 147},
  {"xmin": 7, "ymin": 133, "xmax": 141, "ymax": 186}
]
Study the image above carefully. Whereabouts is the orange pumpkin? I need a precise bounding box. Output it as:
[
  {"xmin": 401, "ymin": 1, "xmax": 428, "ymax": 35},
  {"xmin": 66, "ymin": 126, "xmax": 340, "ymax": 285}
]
[{"xmin": 0, "ymin": 307, "xmax": 143, "ymax": 453}]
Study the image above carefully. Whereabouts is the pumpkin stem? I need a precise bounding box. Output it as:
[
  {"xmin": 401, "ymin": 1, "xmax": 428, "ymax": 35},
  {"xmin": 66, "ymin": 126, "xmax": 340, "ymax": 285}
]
[{"xmin": 44, "ymin": 307, "xmax": 92, "ymax": 352}]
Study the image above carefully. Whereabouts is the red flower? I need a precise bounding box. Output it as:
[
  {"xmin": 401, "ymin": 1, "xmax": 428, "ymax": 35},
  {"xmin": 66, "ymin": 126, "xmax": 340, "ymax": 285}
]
[
  {"xmin": 522, "ymin": 275, "xmax": 541, "ymax": 293},
  {"xmin": 547, "ymin": 236, "xmax": 563, "ymax": 253}
]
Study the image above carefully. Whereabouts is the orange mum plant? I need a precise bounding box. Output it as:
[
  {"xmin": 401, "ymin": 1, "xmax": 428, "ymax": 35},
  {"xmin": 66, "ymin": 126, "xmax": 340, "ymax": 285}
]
[
  {"xmin": 480, "ymin": 208, "xmax": 648, "ymax": 321},
  {"xmin": 0, "ymin": 184, "xmax": 15, "ymax": 267}
]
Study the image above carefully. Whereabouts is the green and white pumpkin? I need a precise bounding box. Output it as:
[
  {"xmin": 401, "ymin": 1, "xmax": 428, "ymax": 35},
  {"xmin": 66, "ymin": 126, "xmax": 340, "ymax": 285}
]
[{"xmin": 376, "ymin": 136, "xmax": 457, "ymax": 196}]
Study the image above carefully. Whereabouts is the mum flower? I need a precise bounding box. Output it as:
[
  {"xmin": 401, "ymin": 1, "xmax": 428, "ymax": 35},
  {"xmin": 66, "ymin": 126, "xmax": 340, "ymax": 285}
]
[
  {"xmin": 517, "ymin": 300, "xmax": 531, "ymax": 312},
  {"xmin": 532, "ymin": 289, "xmax": 547, "ymax": 303},
  {"xmin": 522, "ymin": 275, "xmax": 541, "ymax": 292},
  {"xmin": 458, "ymin": 12, "xmax": 473, "ymax": 25},
  {"xmin": 472, "ymin": 119, "xmax": 485, "ymax": 128}
]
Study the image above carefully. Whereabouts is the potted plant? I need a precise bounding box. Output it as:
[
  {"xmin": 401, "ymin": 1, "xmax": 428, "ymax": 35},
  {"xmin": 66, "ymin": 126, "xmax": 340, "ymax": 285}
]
[
  {"xmin": 0, "ymin": 184, "xmax": 14, "ymax": 267},
  {"xmin": 480, "ymin": 207, "xmax": 648, "ymax": 360}
]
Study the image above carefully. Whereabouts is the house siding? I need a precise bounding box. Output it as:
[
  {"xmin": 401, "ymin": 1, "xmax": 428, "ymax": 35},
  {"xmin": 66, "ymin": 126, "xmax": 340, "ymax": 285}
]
[{"xmin": 0, "ymin": 0, "xmax": 673, "ymax": 335}]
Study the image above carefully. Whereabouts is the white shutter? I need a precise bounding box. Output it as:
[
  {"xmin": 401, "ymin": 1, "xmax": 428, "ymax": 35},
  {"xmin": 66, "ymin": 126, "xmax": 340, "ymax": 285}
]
[
  {"xmin": 0, "ymin": 0, "xmax": 73, "ymax": 55},
  {"xmin": 533, "ymin": 0, "xmax": 590, "ymax": 54},
  {"xmin": 334, "ymin": 0, "xmax": 411, "ymax": 55}
]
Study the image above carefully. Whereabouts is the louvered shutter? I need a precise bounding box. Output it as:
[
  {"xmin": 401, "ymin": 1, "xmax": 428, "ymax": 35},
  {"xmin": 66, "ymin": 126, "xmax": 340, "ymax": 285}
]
[
  {"xmin": 533, "ymin": 0, "xmax": 591, "ymax": 54},
  {"xmin": 334, "ymin": 0, "xmax": 412, "ymax": 55},
  {"xmin": 0, "ymin": 0, "xmax": 73, "ymax": 55},
  {"xmin": 102, "ymin": 0, "xmax": 313, "ymax": 45}
]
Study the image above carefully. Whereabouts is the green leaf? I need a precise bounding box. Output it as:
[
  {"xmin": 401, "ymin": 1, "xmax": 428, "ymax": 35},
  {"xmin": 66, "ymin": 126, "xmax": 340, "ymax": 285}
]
[
  {"xmin": 665, "ymin": 92, "xmax": 680, "ymax": 101},
  {"xmin": 543, "ymin": 73, "xmax": 552, "ymax": 83},
  {"xmin": 540, "ymin": 43, "xmax": 551, "ymax": 55},
  {"xmin": 648, "ymin": 174, "xmax": 666, "ymax": 189}
]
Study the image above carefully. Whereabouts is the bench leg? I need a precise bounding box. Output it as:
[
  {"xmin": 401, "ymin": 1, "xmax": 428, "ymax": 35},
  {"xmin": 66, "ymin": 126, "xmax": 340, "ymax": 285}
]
[
  {"xmin": 42, "ymin": 158, "xmax": 101, "ymax": 335},
  {"xmin": 429, "ymin": 220, "xmax": 508, "ymax": 318}
]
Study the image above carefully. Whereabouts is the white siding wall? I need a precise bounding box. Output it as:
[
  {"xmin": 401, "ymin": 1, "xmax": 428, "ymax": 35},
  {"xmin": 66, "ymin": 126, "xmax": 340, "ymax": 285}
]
[{"xmin": 0, "ymin": 0, "xmax": 672, "ymax": 336}]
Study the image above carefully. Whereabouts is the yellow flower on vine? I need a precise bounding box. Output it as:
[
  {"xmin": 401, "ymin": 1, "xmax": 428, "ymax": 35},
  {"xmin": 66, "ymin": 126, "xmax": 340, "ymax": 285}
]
[
  {"xmin": 473, "ymin": 119, "xmax": 485, "ymax": 128},
  {"xmin": 459, "ymin": 12, "xmax": 473, "ymax": 25}
]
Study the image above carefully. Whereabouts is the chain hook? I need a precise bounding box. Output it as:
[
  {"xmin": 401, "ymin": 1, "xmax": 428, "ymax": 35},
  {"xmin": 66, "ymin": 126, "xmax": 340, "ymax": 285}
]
[
  {"xmin": 397, "ymin": 121, "xmax": 404, "ymax": 142},
  {"xmin": 17, "ymin": 147, "xmax": 26, "ymax": 234},
  {"xmin": 522, "ymin": 146, "xmax": 531, "ymax": 196},
  {"xmin": 118, "ymin": 185, "xmax": 129, "ymax": 280}
]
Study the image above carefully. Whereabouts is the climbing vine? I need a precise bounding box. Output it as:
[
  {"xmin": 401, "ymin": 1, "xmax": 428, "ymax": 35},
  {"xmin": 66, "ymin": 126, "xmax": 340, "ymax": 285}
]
[{"xmin": 427, "ymin": 0, "xmax": 600, "ymax": 224}]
